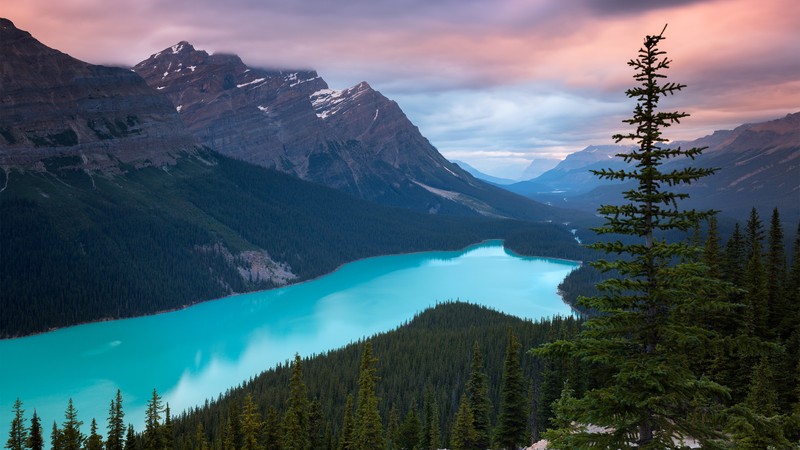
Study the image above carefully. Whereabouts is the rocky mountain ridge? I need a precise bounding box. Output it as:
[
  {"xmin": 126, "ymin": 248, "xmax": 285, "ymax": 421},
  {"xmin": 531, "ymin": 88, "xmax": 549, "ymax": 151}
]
[
  {"xmin": 133, "ymin": 41, "xmax": 571, "ymax": 221},
  {"xmin": 0, "ymin": 19, "xmax": 197, "ymax": 172},
  {"xmin": 504, "ymin": 114, "xmax": 800, "ymax": 220}
]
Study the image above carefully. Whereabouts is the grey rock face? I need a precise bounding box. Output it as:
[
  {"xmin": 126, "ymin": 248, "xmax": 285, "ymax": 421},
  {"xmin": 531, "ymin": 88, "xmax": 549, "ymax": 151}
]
[{"xmin": 0, "ymin": 19, "xmax": 197, "ymax": 171}]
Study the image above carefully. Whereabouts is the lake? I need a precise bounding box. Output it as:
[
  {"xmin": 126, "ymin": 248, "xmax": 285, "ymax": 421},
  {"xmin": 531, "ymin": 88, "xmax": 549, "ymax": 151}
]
[{"xmin": 0, "ymin": 241, "xmax": 578, "ymax": 437}]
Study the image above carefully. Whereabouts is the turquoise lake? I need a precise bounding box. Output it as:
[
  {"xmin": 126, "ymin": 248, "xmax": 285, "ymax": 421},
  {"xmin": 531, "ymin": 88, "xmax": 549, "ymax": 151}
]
[{"xmin": 0, "ymin": 241, "xmax": 578, "ymax": 437}]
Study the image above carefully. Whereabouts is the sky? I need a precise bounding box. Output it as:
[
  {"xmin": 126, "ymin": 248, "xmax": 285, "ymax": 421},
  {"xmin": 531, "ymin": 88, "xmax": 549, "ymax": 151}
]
[{"xmin": 5, "ymin": 0, "xmax": 799, "ymax": 179}]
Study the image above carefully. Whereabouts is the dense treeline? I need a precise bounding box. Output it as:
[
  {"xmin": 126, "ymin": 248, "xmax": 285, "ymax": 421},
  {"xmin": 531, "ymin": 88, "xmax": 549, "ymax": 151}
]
[
  {"xmin": 0, "ymin": 150, "xmax": 585, "ymax": 338},
  {"xmin": 4, "ymin": 303, "xmax": 583, "ymax": 450}
]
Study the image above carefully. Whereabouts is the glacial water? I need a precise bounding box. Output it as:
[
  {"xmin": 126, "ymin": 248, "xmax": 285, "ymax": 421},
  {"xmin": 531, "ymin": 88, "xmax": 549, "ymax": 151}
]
[{"xmin": 0, "ymin": 241, "xmax": 578, "ymax": 437}]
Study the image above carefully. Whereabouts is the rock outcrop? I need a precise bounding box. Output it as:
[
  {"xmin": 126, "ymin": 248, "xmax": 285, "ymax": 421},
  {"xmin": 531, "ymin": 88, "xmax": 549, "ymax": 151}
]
[{"xmin": 0, "ymin": 19, "xmax": 197, "ymax": 171}]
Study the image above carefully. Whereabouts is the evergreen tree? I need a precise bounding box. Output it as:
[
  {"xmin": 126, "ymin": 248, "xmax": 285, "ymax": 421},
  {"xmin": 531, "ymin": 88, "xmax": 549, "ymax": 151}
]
[
  {"xmin": 450, "ymin": 394, "xmax": 478, "ymax": 450},
  {"xmin": 464, "ymin": 342, "xmax": 491, "ymax": 450},
  {"xmin": 338, "ymin": 395, "xmax": 355, "ymax": 450},
  {"xmin": 238, "ymin": 394, "xmax": 262, "ymax": 450},
  {"xmin": 283, "ymin": 354, "xmax": 310, "ymax": 450},
  {"xmin": 354, "ymin": 342, "xmax": 384, "ymax": 450},
  {"xmin": 5, "ymin": 399, "xmax": 27, "ymax": 450},
  {"xmin": 386, "ymin": 407, "xmax": 400, "ymax": 450},
  {"xmin": 263, "ymin": 408, "xmax": 281, "ymax": 450},
  {"xmin": 51, "ymin": 422, "xmax": 61, "ymax": 450},
  {"xmin": 222, "ymin": 417, "xmax": 234, "ymax": 450},
  {"xmin": 494, "ymin": 329, "xmax": 529, "ymax": 449},
  {"xmin": 534, "ymin": 26, "xmax": 731, "ymax": 448},
  {"xmin": 106, "ymin": 390, "xmax": 125, "ymax": 450},
  {"xmin": 192, "ymin": 424, "xmax": 208, "ymax": 450},
  {"xmin": 60, "ymin": 400, "xmax": 84, "ymax": 450},
  {"xmin": 723, "ymin": 223, "xmax": 746, "ymax": 287},
  {"xmin": 124, "ymin": 425, "xmax": 136, "ymax": 450},
  {"xmin": 766, "ymin": 208, "xmax": 789, "ymax": 338},
  {"xmin": 143, "ymin": 389, "xmax": 162, "ymax": 450},
  {"xmin": 85, "ymin": 419, "xmax": 103, "ymax": 450},
  {"xmin": 744, "ymin": 208, "xmax": 769, "ymax": 338},
  {"xmin": 27, "ymin": 410, "xmax": 43, "ymax": 450},
  {"xmin": 162, "ymin": 404, "xmax": 173, "ymax": 450},
  {"xmin": 397, "ymin": 409, "xmax": 421, "ymax": 450},
  {"xmin": 426, "ymin": 405, "xmax": 438, "ymax": 450},
  {"xmin": 308, "ymin": 399, "xmax": 324, "ymax": 450}
]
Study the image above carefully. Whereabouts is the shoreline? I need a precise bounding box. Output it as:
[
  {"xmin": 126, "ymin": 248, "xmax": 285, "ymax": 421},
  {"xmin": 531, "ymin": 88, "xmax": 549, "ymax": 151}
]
[{"xmin": 2, "ymin": 238, "xmax": 583, "ymax": 341}]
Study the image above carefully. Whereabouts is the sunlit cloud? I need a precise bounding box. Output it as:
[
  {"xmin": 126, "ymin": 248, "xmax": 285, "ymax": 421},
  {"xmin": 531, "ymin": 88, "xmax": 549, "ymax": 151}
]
[{"xmin": 5, "ymin": 0, "xmax": 798, "ymax": 177}]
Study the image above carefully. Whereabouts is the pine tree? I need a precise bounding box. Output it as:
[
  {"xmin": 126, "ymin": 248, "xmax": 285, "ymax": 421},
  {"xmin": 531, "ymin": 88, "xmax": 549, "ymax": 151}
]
[
  {"xmin": 222, "ymin": 417, "xmax": 234, "ymax": 450},
  {"xmin": 426, "ymin": 405, "xmax": 439, "ymax": 450},
  {"xmin": 534, "ymin": 25, "xmax": 731, "ymax": 448},
  {"xmin": 308, "ymin": 399, "xmax": 324, "ymax": 450},
  {"xmin": 85, "ymin": 419, "xmax": 103, "ymax": 450},
  {"xmin": 123, "ymin": 425, "xmax": 136, "ymax": 450},
  {"xmin": 386, "ymin": 407, "xmax": 400, "ymax": 450},
  {"xmin": 494, "ymin": 329, "xmax": 529, "ymax": 449},
  {"xmin": 106, "ymin": 390, "xmax": 125, "ymax": 450},
  {"xmin": 162, "ymin": 404, "xmax": 173, "ymax": 450},
  {"xmin": 450, "ymin": 394, "xmax": 478, "ymax": 450},
  {"xmin": 5, "ymin": 399, "xmax": 27, "ymax": 450},
  {"xmin": 192, "ymin": 424, "xmax": 208, "ymax": 450},
  {"xmin": 744, "ymin": 208, "xmax": 769, "ymax": 338},
  {"xmin": 283, "ymin": 354, "xmax": 310, "ymax": 450},
  {"xmin": 766, "ymin": 208, "xmax": 789, "ymax": 338},
  {"xmin": 397, "ymin": 409, "xmax": 421, "ymax": 450},
  {"xmin": 27, "ymin": 410, "xmax": 43, "ymax": 450},
  {"xmin": 143, "ymin": 389, "xmax": 162, "ymax": 450},
  {"xmin": 51, "ymin": 422, "xmax": 61, "ymax": 450},
  {"xmin": 464, "ymin": 342, "xmax": 491, "ymax": 449},
  {"xmin": 60, "ymin": 400, "xmax": 84, "ymax": 450},
  {"xmin": 354, "ymin": 342, "xmax": 384, "ymax": 450},
  {"xmin": 263, "ymin": 408, "xmax": 281, "ymax": 450},
  {"xmin": 239, "ymin": 394, "xmax": 262, "ymax": 450},
  {"xmin": 338, "ymin": 395, "xmax": 355, "ymax": 450}
]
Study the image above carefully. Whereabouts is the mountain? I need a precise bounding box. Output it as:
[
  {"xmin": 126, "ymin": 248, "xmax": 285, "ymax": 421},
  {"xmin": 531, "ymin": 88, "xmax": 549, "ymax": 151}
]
[
  {"xmin": 519, "ymin": 157, "xmax": 561, "ymax": 181},
  {"xmin": 504, "ymin": 116, "xmax": 800, "ymax": 222},
  {"xmin": 452, "ymin": 160, "xmax": 517, "ymax": 185},
  {"xmin": 503, "ymin": 145, "xmax": 635, "ymax": 201},
  {"xmin": 0, "ymin": 20, "xmax": 586, "ymax": 337},
  {"xmin": 132, "ymin": 42, "xmax": 577, "ymax": 222},
  {"xmin": 0, "ymin": 18, "xmax": 197, "ymax": 170}
]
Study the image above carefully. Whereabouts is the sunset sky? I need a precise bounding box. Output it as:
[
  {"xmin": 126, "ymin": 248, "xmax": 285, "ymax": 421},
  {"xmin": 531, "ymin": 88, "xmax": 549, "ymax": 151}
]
[{"xmin": 5, "ymin": 0, "xmax": 799, "ymax": 178}]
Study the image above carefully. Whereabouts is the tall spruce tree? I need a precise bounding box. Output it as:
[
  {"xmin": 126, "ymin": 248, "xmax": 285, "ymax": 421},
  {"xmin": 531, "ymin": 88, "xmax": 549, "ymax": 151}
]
[
  {"xmin": 283, "ymin": 354, "xmax": 310, "ymax": 450},
  {"xmin": 354, "ymin": 342, "xmax": 384, "ymax": 450},
  {"xmin": 106, "ymin": 390, "xmax": 125, "ymax": 450},
  {"xmin": 27, "ymin": 410, "xmax": 43, "ymax": 450},
  {"xmin": 766, "ymin": 208, "xmax": 788, "ymax": 338},
  {"xmin": 494, "ymin": 329, "xmax": 529, "ymax": 449},
  {"xmin": 534, "ymin": 25, "xmax": 731, "ymax": 448},
  {"xmin": 5, "ymin": 399, "xmax": 27, "ymax": 450},
  {"xmin": 143, "ymin": 389, "xmax": 162, "ymax": 450},
  {"xmin": 50, "ymin": 422, "xmax": 61, "ymax": 450},
  {"xmin": 744, "ymin": 208, "xmax": 769, "ymax": 338},
  {"xmin": 338, "ymin": 395, "xmax": 355, "ymax": 450},
  {"xmin": 85, "ymin": 419, "xmax": 103, "ymax": 450},
  {"xmin": 464, "ymin": 342, "xmax": 492, "ymax": 449},
  {"xmin": 451, "ymin": 394, "xmax": 478, "ymax": 450},
  {"xmin": 239, "ymin": 394, "xmax": 262, "ymax": 450},
  {"xmin": 60, "ymin": 400, "xmax": 83, "ymax": 450},
  {"xmin": 123, "ymin": 425, "xmax": 136, "ymax": 450}
]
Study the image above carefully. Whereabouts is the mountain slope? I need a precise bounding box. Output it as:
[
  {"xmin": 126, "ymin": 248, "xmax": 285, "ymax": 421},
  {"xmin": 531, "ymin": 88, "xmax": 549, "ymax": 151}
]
[
  {"xmin": 505, "ymin": 115, "xmax": 800, "ymax": 221},
  {"xmin": 0, "ymin": 21, "xmax": 585, "ymax": 337},
  {"xmin": 0, "ymin": 19, "xmax": 197, "ymax": 170},
  {"xmin": 452, "ymin": 160, "xmax": 517, "ymax": 185},
  {"xmin": 132, "ymin": 43, "xmax": 580, "ymax": 222}
]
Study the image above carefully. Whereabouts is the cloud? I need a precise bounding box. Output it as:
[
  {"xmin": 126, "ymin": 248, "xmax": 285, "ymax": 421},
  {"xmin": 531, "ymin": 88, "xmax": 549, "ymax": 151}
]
[{"xmin": 5, "ymin": 0, "xmax": 798, "ymax": 175}]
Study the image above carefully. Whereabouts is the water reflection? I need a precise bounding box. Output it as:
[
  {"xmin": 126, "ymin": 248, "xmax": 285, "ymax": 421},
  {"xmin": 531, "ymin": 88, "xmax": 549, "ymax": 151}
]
[{"xmin": 0, "ymin": 241, "xmax": 578, "ymax": 438}]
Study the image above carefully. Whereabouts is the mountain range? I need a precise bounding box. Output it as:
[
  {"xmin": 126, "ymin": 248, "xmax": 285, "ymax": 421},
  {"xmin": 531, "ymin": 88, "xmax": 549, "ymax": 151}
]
[
  {"xmin": 130, "ymin": 41, "xmax": 568, "ymax": 221},
  {"xmin": 504, "ymin": 116, "xmax": 800, "ymax": 221},
  {"xmin": 0, "ymin": 19, "xmax": 584, "ymax": 337}
]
